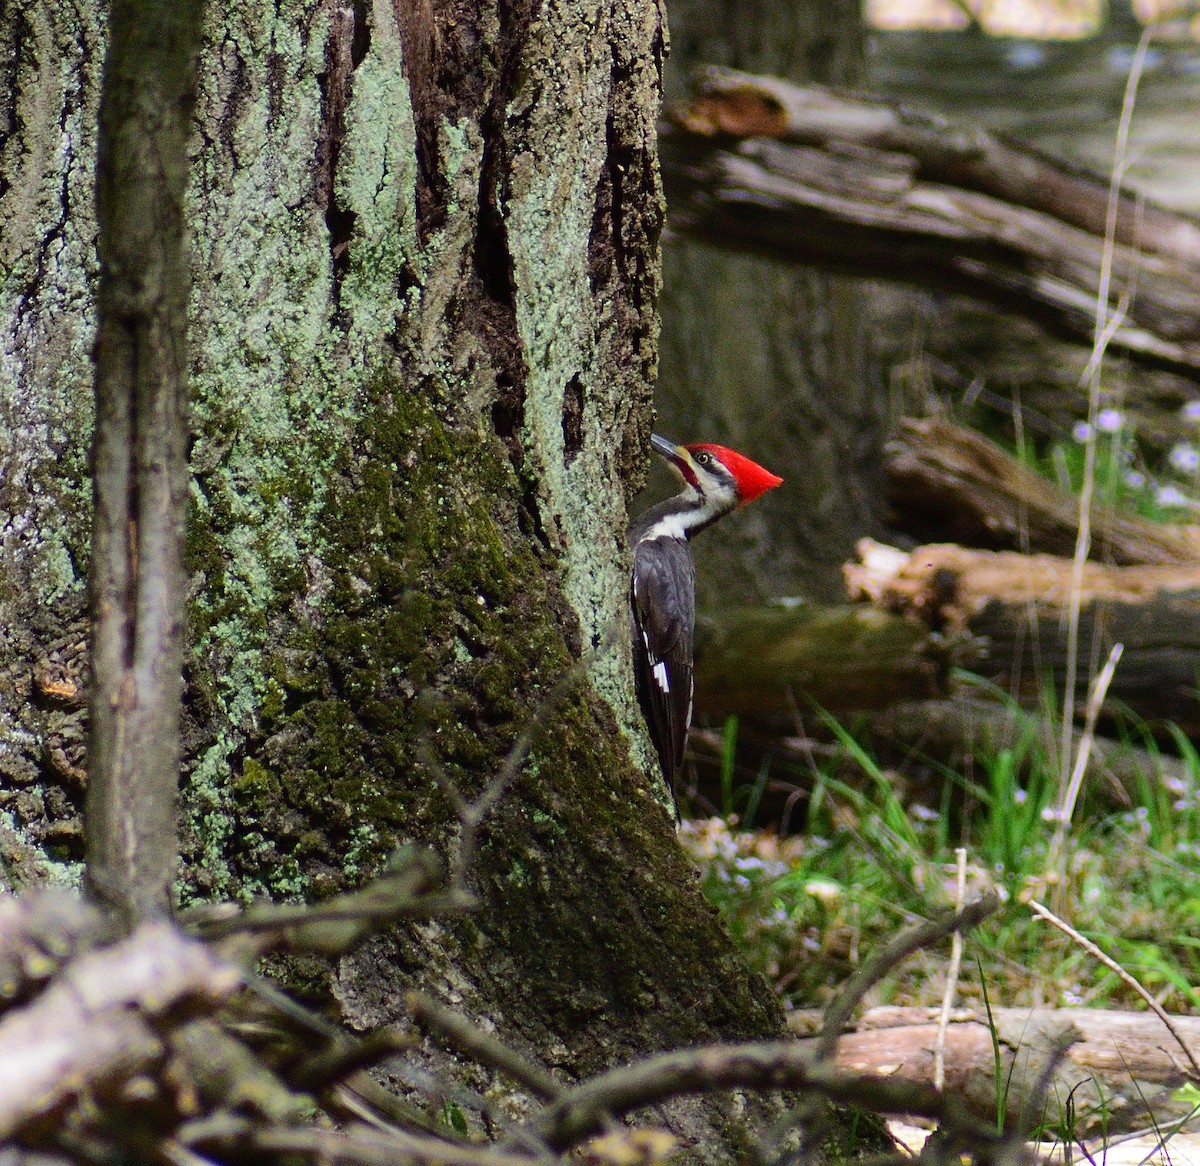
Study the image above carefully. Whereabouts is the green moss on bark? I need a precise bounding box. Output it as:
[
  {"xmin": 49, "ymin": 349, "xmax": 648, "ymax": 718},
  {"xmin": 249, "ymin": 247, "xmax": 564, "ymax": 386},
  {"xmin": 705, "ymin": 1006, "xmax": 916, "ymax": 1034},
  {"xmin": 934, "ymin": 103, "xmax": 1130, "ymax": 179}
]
[{"xmin": 184, "ymin": 378, "xmax": 619, "ymax": 903}]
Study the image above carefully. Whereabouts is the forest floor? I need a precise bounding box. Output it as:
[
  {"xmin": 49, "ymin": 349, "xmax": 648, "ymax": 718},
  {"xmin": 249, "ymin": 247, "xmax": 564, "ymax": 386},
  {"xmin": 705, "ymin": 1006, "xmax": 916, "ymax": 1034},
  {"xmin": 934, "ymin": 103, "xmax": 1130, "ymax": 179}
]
[
  {"xmin": 680, "ymin": 730, "xmax": 1200, "ymax": 1017},
  {"xmin": 679, "ymin": 724, "xmax": 1200, "ymax": 1161}
]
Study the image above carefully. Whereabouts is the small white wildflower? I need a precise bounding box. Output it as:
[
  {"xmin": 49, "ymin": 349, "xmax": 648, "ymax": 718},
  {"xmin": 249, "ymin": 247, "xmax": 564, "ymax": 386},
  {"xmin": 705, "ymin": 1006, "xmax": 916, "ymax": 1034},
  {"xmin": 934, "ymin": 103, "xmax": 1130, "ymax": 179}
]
[
  {"xmin": 1096, "ymin": 407, "xmax": 1123, "ymax": 433},
  {"xmin": 1169, "ymin": 442, "xmax": 1200, "ymax": 473},
  {"xmin": 1013, "ymin": 788, "xmax": 1027, "ymax": 805},
  {"xmin": 1061, "ymin": 986, "xmax": 1083, "ymax": 1006},
  {"xmin": 1123, "ymin": 469, "xmax": 1146, "ymax": 489},
  {"xmin": 1183, "ymin": 399, "xmax": 1200, "ymax": 420},
  {"xmin": 803, "ymin": 878, "xmax": 842, "ymax": 906},
  {"xmin": 1156, "ymin": 484, "xmax": 1192, "ymax": 508},
  {"xmin": 1072, "ymin": 421, "xmax": 1092, "ymax": 442}
]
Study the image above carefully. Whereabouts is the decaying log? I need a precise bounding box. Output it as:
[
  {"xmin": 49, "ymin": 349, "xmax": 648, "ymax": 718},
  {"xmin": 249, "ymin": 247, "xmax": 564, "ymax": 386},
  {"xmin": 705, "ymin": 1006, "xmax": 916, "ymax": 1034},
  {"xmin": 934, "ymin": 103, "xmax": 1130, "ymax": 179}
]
[
  {"xmin": 790, "ymin": 1005, "xmax": 1200, "ymax": 1133},
  {"xmin": 693, "ymin": 604, "xmax": 942, "ymax": 718},
  {"xmin": 672, "ymin": 68, "xmax": 1200, "ymax": 267},
  {"xmin": 847, "ymin": 539, "xmax": 1200, "ymax": 731},
  {"xmin": 847, "ymin": 540, "xmax": 1200, "ymax": 625},
  {"xmin": 661, "ymin": 68, "xmax": 1200, "ymax": 381},
  {"xmin": 884, "ymin": 418, "xmax": 1200, "ymax": 564}
]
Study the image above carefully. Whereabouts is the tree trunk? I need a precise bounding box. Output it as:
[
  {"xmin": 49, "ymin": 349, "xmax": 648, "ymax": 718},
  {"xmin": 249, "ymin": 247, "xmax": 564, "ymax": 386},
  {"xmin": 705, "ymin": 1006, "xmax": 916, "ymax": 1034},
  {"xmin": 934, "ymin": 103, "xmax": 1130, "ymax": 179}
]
[
  {"xmin": 653, "ymin": 0, "xmax": 891, "ymax": 606},
  {"xmin": 1, "ymin": 1, "xmax": 867, "ymax": 1158}
]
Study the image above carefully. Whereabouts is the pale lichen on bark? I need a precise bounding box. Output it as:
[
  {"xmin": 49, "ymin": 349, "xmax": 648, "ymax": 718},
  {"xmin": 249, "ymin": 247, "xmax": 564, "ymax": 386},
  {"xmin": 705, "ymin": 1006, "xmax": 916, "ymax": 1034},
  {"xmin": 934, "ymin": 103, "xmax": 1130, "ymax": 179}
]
[
  {"xmin": 0, "ymin": 3, "xmax": 103, "ymax": 608},
  {"xmin": 506, "ymin": 0, "xmax": 666, "ymax": 786},
  {"xmin": 0, "ymin": 2, "xmax": 106, "ymax": 886}
]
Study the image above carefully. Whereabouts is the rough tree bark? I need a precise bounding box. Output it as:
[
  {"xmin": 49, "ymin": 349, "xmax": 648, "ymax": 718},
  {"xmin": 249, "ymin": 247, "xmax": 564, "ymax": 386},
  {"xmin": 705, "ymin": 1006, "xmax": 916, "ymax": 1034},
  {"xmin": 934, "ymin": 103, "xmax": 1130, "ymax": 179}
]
[{"xmin": 1, "ymin": 0, "xmax": 876, "ymax": 1159}]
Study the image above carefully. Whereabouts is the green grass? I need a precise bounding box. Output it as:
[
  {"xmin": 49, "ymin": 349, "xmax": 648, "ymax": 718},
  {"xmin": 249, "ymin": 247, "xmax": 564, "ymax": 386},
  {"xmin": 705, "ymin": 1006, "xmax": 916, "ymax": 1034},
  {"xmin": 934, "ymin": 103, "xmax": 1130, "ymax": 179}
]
[{"xmin": 680, "ymin": 712, "xmax": 1200, "ymax": 1015}]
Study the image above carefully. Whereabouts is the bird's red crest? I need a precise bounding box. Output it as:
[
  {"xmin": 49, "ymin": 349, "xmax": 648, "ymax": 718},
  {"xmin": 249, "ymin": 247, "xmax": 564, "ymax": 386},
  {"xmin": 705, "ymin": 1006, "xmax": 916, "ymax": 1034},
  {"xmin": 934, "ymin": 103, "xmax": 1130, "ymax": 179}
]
[{"xmin": 687, "ymin": 444, "xmax": 783, "ymax": 503}]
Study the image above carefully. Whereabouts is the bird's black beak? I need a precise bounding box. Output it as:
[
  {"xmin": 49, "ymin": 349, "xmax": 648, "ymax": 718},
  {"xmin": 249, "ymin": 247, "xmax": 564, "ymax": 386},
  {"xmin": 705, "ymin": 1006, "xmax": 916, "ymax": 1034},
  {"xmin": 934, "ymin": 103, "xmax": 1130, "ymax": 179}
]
[{"xmin": 650, "ymin": 433, "xmax": 686, "ymax": 466}]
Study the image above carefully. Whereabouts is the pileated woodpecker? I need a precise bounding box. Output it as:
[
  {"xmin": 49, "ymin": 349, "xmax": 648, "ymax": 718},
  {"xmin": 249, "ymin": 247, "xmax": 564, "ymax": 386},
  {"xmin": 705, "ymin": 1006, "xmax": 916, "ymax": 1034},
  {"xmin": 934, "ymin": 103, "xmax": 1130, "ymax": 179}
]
[{"xmin": 629, "ymin": 434, "xmax": 783, "ymax": 809}]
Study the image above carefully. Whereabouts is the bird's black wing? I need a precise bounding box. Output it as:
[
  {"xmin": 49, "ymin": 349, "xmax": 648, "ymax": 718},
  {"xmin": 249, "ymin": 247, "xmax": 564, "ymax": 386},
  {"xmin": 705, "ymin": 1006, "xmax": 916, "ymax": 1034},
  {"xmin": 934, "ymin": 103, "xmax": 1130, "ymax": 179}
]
[{"xmin": 631, "ymin": 535, "xmax": 695, "ymax": 802}]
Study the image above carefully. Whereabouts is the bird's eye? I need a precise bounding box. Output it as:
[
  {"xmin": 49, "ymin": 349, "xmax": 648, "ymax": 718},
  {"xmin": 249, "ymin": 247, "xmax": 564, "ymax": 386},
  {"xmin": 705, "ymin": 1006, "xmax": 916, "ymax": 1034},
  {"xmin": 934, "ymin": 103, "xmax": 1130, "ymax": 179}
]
[{"xmin": 695, "ymin": 452, "xmax": 711, "ymax": 465}]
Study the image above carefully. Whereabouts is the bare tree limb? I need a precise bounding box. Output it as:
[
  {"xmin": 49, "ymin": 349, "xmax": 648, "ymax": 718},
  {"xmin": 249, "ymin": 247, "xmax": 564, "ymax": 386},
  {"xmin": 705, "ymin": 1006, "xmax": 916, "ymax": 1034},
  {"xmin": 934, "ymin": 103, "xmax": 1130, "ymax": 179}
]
[
  {"xmin": 407, "ymin": 991, "xmax": 564, "ymax": 1102},
  {"xmin": 186, "ymin": 845, "xmax": 467, "ymax": 953},
  {"xmin": 0, "ymin": 920, "xmax": 240, "ymax": 1139},
  {"xmin": 530, "ymin": 1039, "xmax": 1007, "ymax": 1154},
  {"xmin": 185, "ymin": 1118, "xmax": 552, "ymax": 1166}
]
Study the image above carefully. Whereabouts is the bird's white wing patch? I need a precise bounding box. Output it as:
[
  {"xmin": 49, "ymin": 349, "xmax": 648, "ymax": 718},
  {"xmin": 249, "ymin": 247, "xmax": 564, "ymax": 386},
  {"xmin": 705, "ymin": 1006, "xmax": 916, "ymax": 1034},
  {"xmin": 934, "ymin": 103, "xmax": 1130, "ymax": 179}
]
[{"xmin": 652, "ymin": 660, "xmax": 670, "ymax": 692}]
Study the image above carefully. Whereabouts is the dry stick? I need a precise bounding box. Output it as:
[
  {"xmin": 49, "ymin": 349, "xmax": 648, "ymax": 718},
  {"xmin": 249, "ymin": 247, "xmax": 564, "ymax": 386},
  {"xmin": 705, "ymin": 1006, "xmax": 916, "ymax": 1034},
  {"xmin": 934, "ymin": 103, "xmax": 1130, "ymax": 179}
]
[
  {"xmin": 933, "ymin": 848, "xmax": 969, "ymax": 1092},
  {"xmin": 1029, "ymin": 899, "xmax": 1200, "ymax": 1082},
  {"xmin": 291, "ymin": 1030, "xmax": 417, "ymax": 1093},
  {"xmin": 531, "ymin": 1040, "xmax": 1003, "ymax": 1155},
  {"xmin": 407, "ymin": 991, "xmax": 563, "ymax": 1102},
  {"xmin": 816, "ymin": 893, "xmax": 1001, "ymax": 1064},
  {"xmin": 186, "ymin": 1119, "xmax": 551, "ymax": 1166},
  {"xmin": 1056, "ymin": 26, "xmax": 1151, "ymax": 902},
  {"xmin": 1049, "ymin": 642, "xmax": 1123, "ymax": 886},
  {"xmin": 191, "ymin": 851, "xmax": 474, "ymax": 950}
]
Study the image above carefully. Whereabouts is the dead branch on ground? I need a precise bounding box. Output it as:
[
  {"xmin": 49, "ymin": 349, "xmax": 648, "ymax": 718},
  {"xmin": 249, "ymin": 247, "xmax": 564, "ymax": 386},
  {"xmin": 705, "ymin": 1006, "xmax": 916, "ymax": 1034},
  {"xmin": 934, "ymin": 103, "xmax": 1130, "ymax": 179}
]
[{"xmin": 661, "ymin": 68, "xmax": 1200, "ymax": 382}]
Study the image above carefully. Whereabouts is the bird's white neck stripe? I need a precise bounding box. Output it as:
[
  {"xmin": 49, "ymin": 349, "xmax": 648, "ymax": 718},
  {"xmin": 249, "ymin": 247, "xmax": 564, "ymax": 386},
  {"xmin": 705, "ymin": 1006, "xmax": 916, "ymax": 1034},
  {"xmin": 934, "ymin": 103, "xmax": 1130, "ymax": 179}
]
[
  {"xmin": 638, "ymin": 511, "xmax": 694, "ymax": 540},
  {"xmin": 637, "ymin": 490, "xmax": 736, "ymax": 541}
]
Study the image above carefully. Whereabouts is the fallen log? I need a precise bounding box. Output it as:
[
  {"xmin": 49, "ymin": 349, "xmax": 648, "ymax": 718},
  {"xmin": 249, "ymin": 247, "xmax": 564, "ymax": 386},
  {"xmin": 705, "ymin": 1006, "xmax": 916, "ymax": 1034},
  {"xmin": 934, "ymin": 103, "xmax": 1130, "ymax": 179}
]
[
  {"xmin": 789, "ymin": 1005, "xmax": 1200, "ymax": 1134},
  {"xmin": 846, "ymin": 539, "xmax": 1200, "ymax": 732},
  {"xmin": 660, "ymin": 69, "xmax": 1200, "ymax": 381},
  {"xmin": 883, "ymin": 418, "xmax": 1200, "ymax": 565},
  {"xmin": 671, "ymin": 68, "xmax": 1200, "ymax": 268},
  {"xmin": 692, "ymin": 604, "xmax": 942, "ymax": 719}
]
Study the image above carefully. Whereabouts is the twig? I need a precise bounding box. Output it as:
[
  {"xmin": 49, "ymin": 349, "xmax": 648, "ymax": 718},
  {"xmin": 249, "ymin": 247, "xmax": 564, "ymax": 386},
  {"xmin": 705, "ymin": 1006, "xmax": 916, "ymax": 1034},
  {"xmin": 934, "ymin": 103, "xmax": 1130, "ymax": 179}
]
[
  {"xmin": 816, "ymin": 893, "xmax": 1001, "ymax": 1063},
  {"xmin": 407, "ymin": 991, "xmax": 563, "ymax": 1102},
  {"xmin": 188, "ymin": 847, "xmax": 470, "ymax": 950},
  {"xmin": 1049, "ymin": 642, "xmax": 1123, "ymax": 891},
  {"xmin": 1057, "ymin": 23, "xmax": 1150, "ymax": 896},
  {"xmin": 291, "ymin": 1030, "xmax": 417, "ymax": 1093},
  {"xmin": 934, "ymin": 848, "xmax": 969, "ymax": 1091},
  {"xmin": 186, "ymin": 1118, "xmax": 550, "ymax": 1166},
  {"xmin": 1029, "ymin": 899, "xmax": 1200, "ymax": 1081},
  {"xmin": 530, "ymin": 1040, "xmax": 1004, "ymax": 1154}
]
